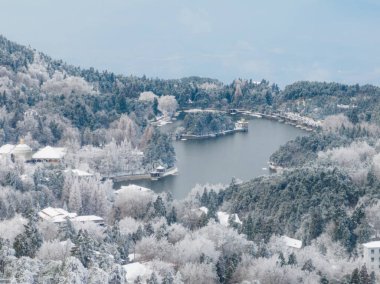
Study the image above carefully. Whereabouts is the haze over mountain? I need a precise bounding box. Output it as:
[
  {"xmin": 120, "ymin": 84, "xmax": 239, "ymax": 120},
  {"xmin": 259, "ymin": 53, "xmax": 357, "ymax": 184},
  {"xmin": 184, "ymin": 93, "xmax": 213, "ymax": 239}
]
[{"xmin": 1, "ymin": 0, "xmax": 380, "ymax": 87}]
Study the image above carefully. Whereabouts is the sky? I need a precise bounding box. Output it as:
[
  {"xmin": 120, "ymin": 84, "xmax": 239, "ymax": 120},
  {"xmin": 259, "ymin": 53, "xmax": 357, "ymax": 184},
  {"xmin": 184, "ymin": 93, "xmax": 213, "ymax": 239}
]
[{"xmin": 1, "ymin": 0, "xmax": 380, "ymax": 87}]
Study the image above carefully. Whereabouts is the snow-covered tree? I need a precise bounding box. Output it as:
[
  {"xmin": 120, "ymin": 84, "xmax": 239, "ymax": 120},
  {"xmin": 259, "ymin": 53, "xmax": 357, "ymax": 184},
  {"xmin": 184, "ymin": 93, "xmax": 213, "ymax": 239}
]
[
  {"xmin": 13, "ymin": 218, "xmax": 43, "ymax": 258},
  {"xmin": 36, "ymin": 239, "xmax": 73, "ymax": 261},
  {"xmin": 42, "ymin": 71, "xmax": 96, "ymax": 96},
  {"xmin": 139, "ymin": 91, "xmax": 157, "ymax": 102},
  {"xmin": 158, "ymin": 96, "xmax": 178, "ymax": 118}
]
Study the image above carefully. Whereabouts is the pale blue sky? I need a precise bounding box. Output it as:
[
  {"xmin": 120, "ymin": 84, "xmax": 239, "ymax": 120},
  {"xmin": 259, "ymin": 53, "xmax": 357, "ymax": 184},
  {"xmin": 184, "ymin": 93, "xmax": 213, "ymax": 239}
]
[{"xmin": 1, "ymin": 0, "xmax": 379, "ymax": 87}]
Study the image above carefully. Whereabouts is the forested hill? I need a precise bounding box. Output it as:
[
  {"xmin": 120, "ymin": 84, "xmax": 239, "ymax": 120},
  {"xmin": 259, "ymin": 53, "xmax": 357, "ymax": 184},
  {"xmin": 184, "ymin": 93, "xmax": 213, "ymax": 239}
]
[
  {"xmin": 0, "ymin": 35, "xmax": 224, "ymax": 129},
  {"xmin": 2, "ymin": 34, "xmax": 380, "ymax": 137},
  {"xmin": 0, "ymin": 36, "xmax": 267, "ymax": 136}
]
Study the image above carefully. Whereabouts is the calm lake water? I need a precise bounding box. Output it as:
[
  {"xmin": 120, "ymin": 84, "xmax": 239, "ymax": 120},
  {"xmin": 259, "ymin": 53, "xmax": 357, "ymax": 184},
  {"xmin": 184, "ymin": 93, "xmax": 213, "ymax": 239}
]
[{"xmin": 121, "ymin": 118, "xmax": 307, "ymax": 199}]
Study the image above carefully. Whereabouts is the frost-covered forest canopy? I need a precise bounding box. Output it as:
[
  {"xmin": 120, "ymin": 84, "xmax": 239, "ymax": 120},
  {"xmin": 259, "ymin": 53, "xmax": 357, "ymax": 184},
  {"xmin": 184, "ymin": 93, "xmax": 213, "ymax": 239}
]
[{"xmin": 1, "ymin": 34, "xmax": 380, "ymax": 283}]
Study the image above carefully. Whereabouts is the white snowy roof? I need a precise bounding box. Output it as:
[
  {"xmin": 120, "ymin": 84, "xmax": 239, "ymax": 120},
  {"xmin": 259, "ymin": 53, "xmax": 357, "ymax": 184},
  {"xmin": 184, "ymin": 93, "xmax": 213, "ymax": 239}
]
[
  {"xmin": 72, "ymin": 215, "xmax": 104, "ymax": 223},
  {"xmin": 38, "ymin": 207, "xmax": 77, "ymax": 222},
  {"xmin": 40, "ymin": 207, "xmax": 69, "ymax": 218},
  {"xmin": 128, "ymin": 253, "xmax": 141, "ymax": 262},
  {"xmin": 199, "ymin": 206, "xmax": 209, "ymax": 214},
  {"xmin": 39, "ymin": 207, "xmax": 103, "ymax": 224},
  {"xmin": 0, "ymin": 144, "xmax": 15, "ymax": 154},
  {"xmin": 281, "ymin": 236, "xmax": 302, "ymax": 249},
  {"xmin": 64, "ymin": 169, "xmax": 93, "ymax": 177},
  {"xmin": 217, "ymin": 211, "xmax": 229, "ymax": 226},
  {"xmin": 123, "ymin": 262, "xmax": 153, "ymax": 284},
  {"xmin": 12, "ymin": 143, "xmax": 32, "ymax": 154},
  {"xmin": 363, "ymin": 241, "xmax": 380, "ymax": 248},
  {"xmin": 32, "ymin": 146, "xmax": 66, "ymax": 160},
  {"xmin": 116, "ymin": 184, "xmax": 152, "ymax": 194},
  {"xmin": 217, "ymin": 211, "xmax": 242, "ymax": 227}
]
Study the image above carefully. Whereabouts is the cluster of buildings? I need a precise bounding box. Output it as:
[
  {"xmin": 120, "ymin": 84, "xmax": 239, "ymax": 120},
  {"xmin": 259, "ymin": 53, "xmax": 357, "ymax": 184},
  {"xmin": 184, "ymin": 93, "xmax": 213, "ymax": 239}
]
[
  {"xmin": 0, "ymin": 140, "xmax": 67, "ymax": 163},
  {"xmin": 38, "ymin": 207, "xmax": 104, "ymax": 227}
]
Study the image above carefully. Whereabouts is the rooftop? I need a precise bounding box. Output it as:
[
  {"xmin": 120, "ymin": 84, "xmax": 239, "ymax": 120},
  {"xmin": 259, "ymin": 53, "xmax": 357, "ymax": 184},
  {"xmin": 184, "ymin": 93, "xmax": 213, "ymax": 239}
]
[
  {"xmin": 38, "ymin": 207, "xmax": 77, "ymax": 223},
  {"xmin": 39, "ymin": 207, "xmax": 103, "ymax": 224},
  {"xmin": 116, "ymin": 184, "xmax": 152, "ymax": 194},
  {"xmin": 0, "ymin": 144, "xmax": 15, "ymax": 154},
  {"xmin": 64, "ymin": 168, "xmax": 93, "ymax": 177},
  {"xmin": 12, "ymin": 143, "xmax": 32, "ymax": 154},
  {"xmin": 32, "ymin": 146, "xmax": 66, "ymax": 160},
  {"xmin": 363, "ymin": 241, "xmax": 380, "ymax": 248},
  {"xmin": 217, "ymin": 211, "xmax": 242, "ymax": 226},
  {"xmin": 72, "ymin": 215, "xmax": 104, "ymax": 222},
  {"xmin": 281, "ymin": 235, "xmax": 302, "ymax": 249}
]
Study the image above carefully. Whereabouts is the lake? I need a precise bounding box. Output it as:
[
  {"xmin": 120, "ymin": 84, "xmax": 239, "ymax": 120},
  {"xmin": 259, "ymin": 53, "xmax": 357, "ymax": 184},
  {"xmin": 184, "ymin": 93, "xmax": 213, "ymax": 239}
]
[{"xmin": 120, "ymin": 118, "xmax": 307, "ymax": 199}]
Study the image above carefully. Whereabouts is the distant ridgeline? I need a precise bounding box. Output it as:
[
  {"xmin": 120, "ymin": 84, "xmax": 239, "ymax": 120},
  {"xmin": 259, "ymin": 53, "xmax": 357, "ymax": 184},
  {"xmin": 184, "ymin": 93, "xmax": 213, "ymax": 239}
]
[{"xmin": 1, "ymin": 34, "xmax": 380, "ymax": 137}]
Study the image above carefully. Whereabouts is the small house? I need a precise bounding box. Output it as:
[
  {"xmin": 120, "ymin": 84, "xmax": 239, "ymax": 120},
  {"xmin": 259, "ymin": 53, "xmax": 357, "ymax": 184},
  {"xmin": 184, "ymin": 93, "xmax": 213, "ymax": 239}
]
[
  {"xmin": 235, "ymin": 119, "xmax": 249, "ymax": 131},
  {"xmin": 38, "ymin": 207, "xmax": 77, "ymax": 225},
  {"xmin": 150, "ymin": 165, "xmax": 166, "ymax": 180},
  {"xmin": 64, "ymin": 168, "xmax": 93, "ymax": 178},
  {"xmin": 32, "ymin": 146, "xmax": 66, "ymax": 163},
  {"xmin": 281, "ymin": 235, "xmax": 302, "ymax": 249},
  {"xmin": 115, "ymin": 184, "xmax": 152, "ymax": 195}
]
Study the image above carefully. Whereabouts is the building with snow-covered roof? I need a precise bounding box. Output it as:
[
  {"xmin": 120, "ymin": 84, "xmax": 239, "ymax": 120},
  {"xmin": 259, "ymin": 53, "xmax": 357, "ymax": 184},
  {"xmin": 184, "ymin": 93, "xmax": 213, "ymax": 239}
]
[
  {"xmin": 217, "ymin": 211, "xmax": 242, "ymax": 227},
  {"xmin": 115, "ymin": 184, "xmax": 152, "ymax": 195},
  {"xmin": 38, "ymin": 207, "xmax": 77, "ymax": 224},
  {"xmin": 64, "ymin": 168, "xmax": 93, "ymax": 177},
  {"xmin": 72, "ymin": 215, "xmax": 104, "ymax": 225},
  {"xmin": 32, "ymin": 146, "xmax": 66, "ymax": 162},
  {"xmin": 0, "ymin": 139, "xmax": 33, "ymax": 160},
  {"xmin": 0, "ymin": 144, "xmax": 15, "ymax": 155},
  {"xmin": 12, "ymin": 139, "xmax": 32, "ymax": 158},
  {"xmin": 38, "ymin": 207, "xmax": 104, "ymax": 227},
  {"xmin": 281, "ymin": 235, "xmax": 302, "ymax": 249},
  {"xmin": 363, "ymin": 241, "xmax": 380, "ymax": 273}
]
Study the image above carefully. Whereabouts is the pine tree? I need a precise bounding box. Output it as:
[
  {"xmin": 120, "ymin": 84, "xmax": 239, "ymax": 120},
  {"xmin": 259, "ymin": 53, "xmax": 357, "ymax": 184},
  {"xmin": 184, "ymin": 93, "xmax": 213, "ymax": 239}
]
[
  {"xmin": 200, "ymin": 189, "xmax": 209, "ymax": 206},
  {"xmin": 242, "ymin": 215, "xmax": 254, "ymax": 240},
  {"xmin": 134, "ymin": 276, "xmax": 143, "ymax": 284},
  {"xmin": 144, "ymin": 223, "xmax": 154, "ymax": 236},
  {"xmin": 153, "ymin": 97, "xmax": 159, "ymax": 116},
  {"xmin": 166, "ymin": 207, "xmax": 177, "ymax": 225},
  {"xmin": 228, "ymin": 214, "xmax": 240, "ymax": 230},
  {"xmin": 350, "ymin": 268, "xmax": 360, "ymax": 284},
  {"xmin": 108, "ymin": 264, "xmax": 126, "ymax": 284},
  {"xmin": 370, "ymin": 271, "xmax": 376, "ymax": 284},
  {"xmin": 301, "ymin": 259, "xmax": 315, "ymax": 272},
  {"xmin": 153, "ymin": 196, "xmax": 166, "ymax": 217},
  {"xmin": 61, "ymin": 219, "xmax": 76, "ymax": 241},
  {"xmin": 13, "ymin": 218, "xmax": 43, "ymax": 258},
  {"xmin": 287, "ymin": 252, "xmax": 297, "ymax": 266},
  {"xmin": 162, "ymin": 272, "xmax": 174, "ymax": 284},
  {"xmin": 72, "ymin": 230, "xmax": 95, "ymax": 268},
  {"xmin": 277, "ymin": 252, "xmax": 286, "ymax": 267},
  {"xmin": 69, "ymin": 181, "xmax": 82, "ymax": 214},
  {"xmin": 131, "ymin": 226, "xmax": 144, "ymax": 243},
  {"xmin": 320, "ymin": 275, "xmax": 329, "ymax": 284},
  {"xmin": 359, "ymin": 265, "xmax": 371, "ymax": 284},
  {"xmin": 216, "ymin": 253, "xmax": 240, "ymax": 284},
  {"xmin": 147, "ymin": 272, "xmax": 159, "ymax": 284}
]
